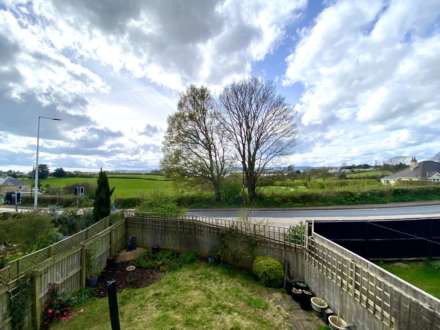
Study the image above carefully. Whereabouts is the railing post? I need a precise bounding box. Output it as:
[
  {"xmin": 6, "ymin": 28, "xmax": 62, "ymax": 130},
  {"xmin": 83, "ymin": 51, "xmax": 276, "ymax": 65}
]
[{"xmin": 32, "ymin": 270, "xmax": 42, "ymax": 330}]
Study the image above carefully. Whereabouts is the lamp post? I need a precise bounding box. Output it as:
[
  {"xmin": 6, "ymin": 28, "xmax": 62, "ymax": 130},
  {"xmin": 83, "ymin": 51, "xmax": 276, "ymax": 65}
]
[{"xmin": 34, "ymin": 116, "xmax": 61, "ymax": 209}]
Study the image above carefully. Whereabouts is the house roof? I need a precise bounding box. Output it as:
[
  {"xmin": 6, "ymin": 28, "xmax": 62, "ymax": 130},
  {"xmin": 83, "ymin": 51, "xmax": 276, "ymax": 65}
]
[
  {"xmin": 384, "ymin": 161, "xmax": 440, "ymax": 180},
  {"xmin": 0, "ymin": 176, "xmax": 24, "ymax": 186}
]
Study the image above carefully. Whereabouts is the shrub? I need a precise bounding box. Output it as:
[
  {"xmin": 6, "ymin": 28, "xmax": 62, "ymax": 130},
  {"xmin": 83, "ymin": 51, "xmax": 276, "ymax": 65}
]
[
  {"xmin": 135, "ymin": 250, "xmax": 197, "ymax": 271},
  {"xmin": 286, "ymin": 222, "xmax": 306, "ymax": 245},
  {"xmin": 114, "ymin": 197, "xmax": 143, "ymax": 209},
  {"xmin": 137, "ymin": 192, "xmax": 185, "ymax": 217},
  {"xmin": 252, "ymin": 256, "xmax": 283, "ymax": 288},
  {"xmin": 21, "ymin": 195, "xmax": 92, "ymax": 208},
  {"xmin": 42, "ymin": 284, "xmax": 72, "ymax": 329},
  {"xmin": 53, "ymin": 209, "xmax": 95, "ymax": 236},
  {"xmin": 0, "ymin": 212, "xmax": 60, "ymax": 253}
]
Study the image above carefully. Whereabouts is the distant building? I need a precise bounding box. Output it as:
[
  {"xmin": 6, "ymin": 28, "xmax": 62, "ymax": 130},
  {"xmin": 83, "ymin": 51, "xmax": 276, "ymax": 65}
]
[
  {"xmin": 0, "ymin": 176, "xmax": 29, "ymax": 195},
  {"xmin": 381, "ymin": 158, "xmax": 440, "ymax": 184}
]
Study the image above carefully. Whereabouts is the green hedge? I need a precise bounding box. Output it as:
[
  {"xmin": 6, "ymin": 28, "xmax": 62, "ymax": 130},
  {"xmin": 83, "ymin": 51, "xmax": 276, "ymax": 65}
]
[
  {"xmin": 111, "ymin": 185, "xmax": 440, "ymax": 209},
  {"xmin": 20, "ymin": 195, "xmax": 93, "ymax": 208},
  {"xmin": 252, "ymin": 256, "xmax": 284, "ymax": 288}
]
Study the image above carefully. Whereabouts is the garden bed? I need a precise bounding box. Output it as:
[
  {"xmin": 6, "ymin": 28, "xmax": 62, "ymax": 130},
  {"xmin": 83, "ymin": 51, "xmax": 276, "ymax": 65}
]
[{"xmin": 93, "ymin": 260, "xmax": 161, "ymax": 298}]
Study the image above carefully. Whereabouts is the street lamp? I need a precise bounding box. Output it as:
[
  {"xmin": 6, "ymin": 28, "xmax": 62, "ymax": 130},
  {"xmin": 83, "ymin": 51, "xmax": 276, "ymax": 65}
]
[{"xmin": 34, "ymin": 116, "xmax": 61, "ymax": 209}]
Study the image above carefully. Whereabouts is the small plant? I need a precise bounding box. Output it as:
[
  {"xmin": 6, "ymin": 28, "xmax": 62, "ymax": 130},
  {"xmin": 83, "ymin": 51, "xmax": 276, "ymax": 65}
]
[
  {"xmin": 86, "ymin": 247, "xmax": 101, "ymax": 286},
  {"xmin": 252, "ymin": 256, "xmax": 284, "ymax": 288},
  {"xmin": 286, "ymin": 222, "xmax": 306, "ymax": 245},
  {"xmin": 42, "ymin": 284, "xmax": 72, "ymax": 329}
]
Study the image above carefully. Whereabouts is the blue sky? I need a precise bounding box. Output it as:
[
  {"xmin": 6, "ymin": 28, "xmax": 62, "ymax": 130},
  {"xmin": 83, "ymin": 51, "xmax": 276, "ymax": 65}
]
[{"xmin": 1, "ymin": 0, "xmax": 440, "ymax": 171}]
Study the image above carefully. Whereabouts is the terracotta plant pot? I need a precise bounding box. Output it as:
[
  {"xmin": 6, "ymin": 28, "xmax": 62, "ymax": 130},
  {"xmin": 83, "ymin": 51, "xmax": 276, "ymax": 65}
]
[
  {"xmin": 311, "ymin": 297, "xmax": 329, "ymax": 314},
  {"xmin": 328, "ymin": 315, "xmax": 348, "ymax": 330}
]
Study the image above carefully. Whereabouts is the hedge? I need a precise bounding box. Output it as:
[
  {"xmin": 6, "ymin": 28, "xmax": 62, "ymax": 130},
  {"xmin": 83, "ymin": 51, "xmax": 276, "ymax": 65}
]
[
  {"xmin": 20, "ymin": 195, "xmax": 93, "ymax": 208},
  {"xmin": 252, "ymin": 256, "xmax": 284, "ymax": 288}
]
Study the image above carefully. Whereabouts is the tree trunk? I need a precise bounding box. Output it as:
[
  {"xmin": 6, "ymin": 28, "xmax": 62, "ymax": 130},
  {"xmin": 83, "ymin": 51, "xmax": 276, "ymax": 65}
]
[
  {"xmin": 247, "ymin": 176, "xmax": 257, "ymax": 203},
  {"xmin": 213, "ymin": 181, "xmax": 222, "ymax": 202}
]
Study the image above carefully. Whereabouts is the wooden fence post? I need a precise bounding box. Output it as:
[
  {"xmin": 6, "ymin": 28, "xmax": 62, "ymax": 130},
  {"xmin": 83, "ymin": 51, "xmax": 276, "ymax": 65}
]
[
  {"xmin": 80, "ymin": 244, "xmax": 87, "ymax": 288},
  {"xmin": 32, "ymin": 270, "xmax": 42, "ymax": 330}
]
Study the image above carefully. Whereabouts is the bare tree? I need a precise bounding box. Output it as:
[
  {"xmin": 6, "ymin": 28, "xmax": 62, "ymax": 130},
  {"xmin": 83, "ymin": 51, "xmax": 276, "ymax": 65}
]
[
  {"xmin": 219, "ymin": 78, "xmax": 296, "ymax": 202},
  {"xmin": 161, "ymin": 86, "xmax": 228, "ymax": 201}
]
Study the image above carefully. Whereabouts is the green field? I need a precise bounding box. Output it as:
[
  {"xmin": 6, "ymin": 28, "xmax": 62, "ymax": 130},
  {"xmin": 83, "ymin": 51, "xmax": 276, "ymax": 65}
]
[
  {"xmin": 32, "ymin": 174, "xmax": 175, "ymax": 198},
  {"xmin": 378, "ymin": 261, "xmax": 440, "ymax": 298},
  {"xmin": 52, "ymin": 262, "xmax": 321, "ymax": 330}
]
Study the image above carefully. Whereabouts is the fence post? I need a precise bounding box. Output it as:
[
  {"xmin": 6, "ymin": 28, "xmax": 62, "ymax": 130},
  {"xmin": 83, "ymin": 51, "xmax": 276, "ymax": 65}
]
[
  {"xmin": 32, "ymin": 270, "xmax": 42, "ymax": 330},
  {"xmin": 80, "ymin": 244, "xmax": 87, "ymax": 288}
]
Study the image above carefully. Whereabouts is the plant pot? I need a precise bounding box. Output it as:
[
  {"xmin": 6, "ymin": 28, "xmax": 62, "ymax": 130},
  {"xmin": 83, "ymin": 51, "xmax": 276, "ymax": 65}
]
[
  {"xmin": 127, "ymin": 236, "xmax": 137, "ymax": 251},
  {"xmin": 87, "ymin": 275, "xmax": 98, "ymax": 288},
  {"xmin": 291, "ymin": 287, "xmax": 303, "ymax": 302},
  {"xmin": 299, "ymin": 289, "xmax": 313, "ymax": 310},
  {"xmin": 311, "ymin": 297, "xmax": 329, "ymax": 314},
  {"xmin": 328, "ymin": 315, "xmax": 348, "ymax": 330},
  {"xmin": 285, "ymin": 279, "xmax": 294, "ymax": 295},
  {"xmin": 151, "ymin": 245, "xmax": 160, "ymax": 254}
]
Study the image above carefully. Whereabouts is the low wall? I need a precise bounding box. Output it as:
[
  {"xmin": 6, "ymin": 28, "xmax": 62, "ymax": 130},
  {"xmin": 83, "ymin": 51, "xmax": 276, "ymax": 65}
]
[
  {"xmin": 306, "ymin": 233, "xmax": 440, "ymax": 330},
  {"xmin": 126, "ymin": 216, "xmax": 305, "ymax": 281}
]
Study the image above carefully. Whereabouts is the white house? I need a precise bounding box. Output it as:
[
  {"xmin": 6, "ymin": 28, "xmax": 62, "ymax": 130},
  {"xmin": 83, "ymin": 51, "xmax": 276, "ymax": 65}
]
[{"xmin": 381, "ymin": 158, "xmax": 440, "ymax": 185}]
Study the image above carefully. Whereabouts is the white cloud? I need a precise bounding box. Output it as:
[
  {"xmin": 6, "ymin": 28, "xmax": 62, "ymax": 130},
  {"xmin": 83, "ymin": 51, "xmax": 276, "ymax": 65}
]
[
  {"xmin": 0, "ymin": 0, "xmax": 306, "ymax": 170},
  {"xmin": 284, "ymin": 0, "xmax": 440, "ymax": 165}
]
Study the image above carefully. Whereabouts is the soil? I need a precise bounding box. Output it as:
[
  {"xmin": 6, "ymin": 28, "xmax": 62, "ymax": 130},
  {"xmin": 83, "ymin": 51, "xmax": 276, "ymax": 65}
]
[{"xmin": 93, "ymin": 259, "xmax": 161, "ymax": 298}]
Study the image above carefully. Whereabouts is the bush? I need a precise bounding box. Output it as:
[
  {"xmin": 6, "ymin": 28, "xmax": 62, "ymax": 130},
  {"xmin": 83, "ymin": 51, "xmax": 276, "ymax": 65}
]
[
  {"xmin": 135, "ymin": 250, "xmax": 197, "ymax": 271},
  {"xmin": 20, "ymin": 195, "xmax": 92, "ymax": 208},
  {"xmin": 252, "ymin": 256, "xmax": 283, "ymax": 288},
  {"xmin": 137, "ymin": 192, "xmax": 186, "ymax": 217},
  {"xmin": 286, "ymin": 222, "xmax": 306, "ymax": 245},
  {"xmin": 0, "ymin": 212, "xmax": 60, "ymax": 253},
  {"xmin": 53, "ymin": 209, "xmax": 95, "ymax": 236},
  {"xmin": 114, "ymin": 197, "xmax": 143, "ymax": 208}
]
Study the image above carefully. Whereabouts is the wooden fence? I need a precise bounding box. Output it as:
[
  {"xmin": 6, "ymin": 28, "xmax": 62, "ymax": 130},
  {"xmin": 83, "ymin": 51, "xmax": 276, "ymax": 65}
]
[
  {"xmin": 0, "ymin": 215, "xmax": 126, "ymax": 330},
  {"xmin": 306, "ymin": 232, "xmax": 440, "ymax": 330}
]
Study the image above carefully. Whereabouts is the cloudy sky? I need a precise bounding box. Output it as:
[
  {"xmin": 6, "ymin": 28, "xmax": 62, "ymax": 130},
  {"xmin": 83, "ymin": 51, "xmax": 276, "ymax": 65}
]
[{"xmin": 1, "ymin": 0, "xmax": 440, "ymax": 171}]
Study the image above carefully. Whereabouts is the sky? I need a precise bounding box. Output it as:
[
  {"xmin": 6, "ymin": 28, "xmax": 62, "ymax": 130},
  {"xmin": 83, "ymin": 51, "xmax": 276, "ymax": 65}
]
[{"xmin": 1, "ymin": 0, "xmax": 440, "ymax": 172}]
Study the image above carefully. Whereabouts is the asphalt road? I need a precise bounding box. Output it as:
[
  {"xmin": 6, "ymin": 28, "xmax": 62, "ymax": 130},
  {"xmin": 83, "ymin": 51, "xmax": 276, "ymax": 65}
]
[{"xmin": 187, "ymin": 203, "xmax": 440, "ymax": 226}]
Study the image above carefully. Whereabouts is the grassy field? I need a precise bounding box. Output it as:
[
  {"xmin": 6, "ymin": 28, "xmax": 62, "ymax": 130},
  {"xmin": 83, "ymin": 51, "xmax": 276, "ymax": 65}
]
[
  {"xmin": 378, "ymin": 261, "xmax": 440, "ymax": 299},
  {"xmin": 52, "ymin": 262, "xmax": 321, "ymax": 330},
  {"xmin": 30, "ymin": 174, "xmax": 175, "ymax": 198}
]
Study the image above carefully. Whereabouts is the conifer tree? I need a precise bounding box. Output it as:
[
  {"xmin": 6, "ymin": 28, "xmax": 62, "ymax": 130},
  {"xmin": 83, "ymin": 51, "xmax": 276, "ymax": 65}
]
[{"xmin": 93, "ymin": 169, "xmax": 114, "ymax": 221}]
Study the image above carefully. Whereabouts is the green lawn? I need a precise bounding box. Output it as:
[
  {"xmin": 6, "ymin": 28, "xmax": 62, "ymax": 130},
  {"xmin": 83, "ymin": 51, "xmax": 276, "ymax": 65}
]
[
  {"xmin": 378, "ymin": 261, "xmax": 440, "ymax": 299},
  {"xmin": 31, "ymin": 174, "xmax": 175, "ymax": 198},
  {"xmin": 52, "ymin": 262, "xmax": 318, "ymax": 330}
]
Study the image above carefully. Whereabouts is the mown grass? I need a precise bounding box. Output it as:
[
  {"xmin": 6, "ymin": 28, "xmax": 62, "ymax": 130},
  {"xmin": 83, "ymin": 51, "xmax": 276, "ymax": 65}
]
[
  {"xmin": 52, "ymin": 262, "xmax": 304, "ymax": 330},
  {"xmin": 378, "ymin": 261, "xmax": 440, "ymax": 299}
]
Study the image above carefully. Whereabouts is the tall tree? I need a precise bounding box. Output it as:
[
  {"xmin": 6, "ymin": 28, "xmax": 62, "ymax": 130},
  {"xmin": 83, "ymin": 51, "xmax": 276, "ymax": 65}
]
[
  {"xmin": 52, "ymin": 167, "xmax": 67, "ymax": 178},
  {"xmin": 30, "ymin": 164, "xmax": 49, "ymax": 180},
  {"xmin": 161, "ymin": 86, "xmax": 228, "ymax": 201},
  {"xmin": 219, "ymin": 78, "xmax": 296, "ymax": 202},
  {"xmin": 93, "ymin": 169, "xmax": 114, "ymax": 221}
]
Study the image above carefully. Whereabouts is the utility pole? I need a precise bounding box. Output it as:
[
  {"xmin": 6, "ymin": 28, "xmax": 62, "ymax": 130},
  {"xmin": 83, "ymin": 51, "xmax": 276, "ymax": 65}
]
[{"xmin": 34, "ymin": 116, "xmax": 61, "ymax": 209}]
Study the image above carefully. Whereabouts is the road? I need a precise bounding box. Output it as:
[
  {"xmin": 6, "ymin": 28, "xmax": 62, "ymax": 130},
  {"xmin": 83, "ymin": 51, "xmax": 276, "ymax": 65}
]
[{"xmin": 187, "ymin": 202, "xmax": 440, "ymax": 226}]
